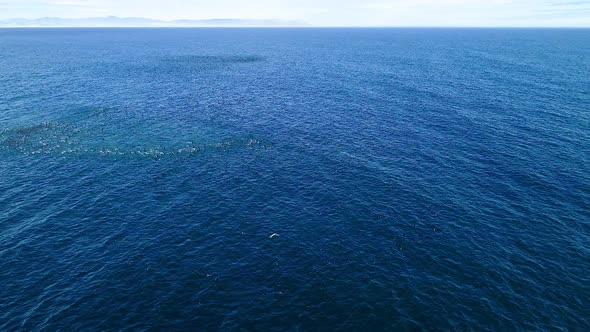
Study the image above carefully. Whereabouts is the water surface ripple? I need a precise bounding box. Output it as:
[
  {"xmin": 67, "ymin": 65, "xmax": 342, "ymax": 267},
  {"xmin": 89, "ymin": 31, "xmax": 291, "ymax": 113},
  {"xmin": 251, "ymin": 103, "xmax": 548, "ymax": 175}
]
[{"xmin": 0, "ymin": 28, "xmax": 589, "ymax": 331}]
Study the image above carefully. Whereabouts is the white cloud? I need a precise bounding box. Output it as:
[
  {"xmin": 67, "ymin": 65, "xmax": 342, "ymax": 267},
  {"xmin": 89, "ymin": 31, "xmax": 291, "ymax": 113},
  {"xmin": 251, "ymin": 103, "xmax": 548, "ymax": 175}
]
[{"xmin": 53, "ymin": 1, "xmax": 92, "ymax": 6}]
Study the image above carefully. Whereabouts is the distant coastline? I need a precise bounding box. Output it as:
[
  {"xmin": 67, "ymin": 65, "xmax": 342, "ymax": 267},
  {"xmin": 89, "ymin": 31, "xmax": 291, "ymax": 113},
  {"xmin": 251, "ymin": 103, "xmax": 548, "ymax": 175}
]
[{"xmin": 0, "ymin": 16, "xmax": 309, "ymax": 28}]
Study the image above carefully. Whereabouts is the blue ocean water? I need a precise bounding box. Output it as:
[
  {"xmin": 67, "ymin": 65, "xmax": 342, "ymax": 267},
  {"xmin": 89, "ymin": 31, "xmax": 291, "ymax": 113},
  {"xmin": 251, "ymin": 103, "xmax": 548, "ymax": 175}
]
[{"xmin": 0, "ymin": 28, "xmax": 589, "ymax": 330}]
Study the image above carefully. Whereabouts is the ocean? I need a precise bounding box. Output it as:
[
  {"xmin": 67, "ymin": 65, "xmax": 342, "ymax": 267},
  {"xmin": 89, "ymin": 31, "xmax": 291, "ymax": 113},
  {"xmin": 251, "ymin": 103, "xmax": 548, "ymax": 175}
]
[{"xmin": 0, "ymin": 28, "xmax": 588, "ymax": 331}]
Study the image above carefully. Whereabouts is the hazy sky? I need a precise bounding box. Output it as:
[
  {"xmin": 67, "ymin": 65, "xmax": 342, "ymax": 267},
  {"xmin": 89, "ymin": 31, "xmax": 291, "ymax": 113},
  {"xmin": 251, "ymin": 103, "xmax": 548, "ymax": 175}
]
[{"xmin": 1, "ymin": 0, "xmax": 589, "ymax": 26}]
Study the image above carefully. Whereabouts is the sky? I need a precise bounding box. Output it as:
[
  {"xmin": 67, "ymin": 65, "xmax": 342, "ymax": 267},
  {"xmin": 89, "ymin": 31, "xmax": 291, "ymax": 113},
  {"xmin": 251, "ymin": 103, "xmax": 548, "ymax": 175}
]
[{"xmin": 0, "ymin": 0, "xmax": 589, "ymax": 27}]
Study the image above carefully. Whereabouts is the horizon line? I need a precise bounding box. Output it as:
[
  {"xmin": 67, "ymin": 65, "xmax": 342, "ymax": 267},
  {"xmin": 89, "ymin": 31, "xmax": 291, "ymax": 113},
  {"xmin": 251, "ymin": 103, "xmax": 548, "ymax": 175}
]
[
  {"xmin": 1, "ymin": 16, "xmax": 589, "ymax": 29},
  {"xmin": 0, "ymin": 26, "xmax": 589, "ymax": 28}
]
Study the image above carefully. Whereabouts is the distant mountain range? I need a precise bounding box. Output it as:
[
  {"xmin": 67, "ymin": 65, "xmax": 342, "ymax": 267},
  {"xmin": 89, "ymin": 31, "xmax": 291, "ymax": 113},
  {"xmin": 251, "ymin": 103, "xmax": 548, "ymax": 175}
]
[{"xmin": 0, "ymin": 17, "xmax": 308, "ymax": 27}]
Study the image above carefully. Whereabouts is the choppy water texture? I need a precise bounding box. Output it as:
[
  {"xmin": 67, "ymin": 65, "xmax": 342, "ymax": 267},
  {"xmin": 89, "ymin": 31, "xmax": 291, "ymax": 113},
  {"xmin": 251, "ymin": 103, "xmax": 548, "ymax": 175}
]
[{"xmin": 0, "ymin": 28, "xmax": 589, "ymax": 331}]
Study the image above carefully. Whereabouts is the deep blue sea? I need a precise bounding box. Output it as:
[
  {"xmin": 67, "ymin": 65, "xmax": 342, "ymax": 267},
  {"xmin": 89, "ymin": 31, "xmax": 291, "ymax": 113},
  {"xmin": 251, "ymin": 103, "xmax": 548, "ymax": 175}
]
[{"xmin": 0, "ymin": 28, "xmax": 589, "ymax": 331}]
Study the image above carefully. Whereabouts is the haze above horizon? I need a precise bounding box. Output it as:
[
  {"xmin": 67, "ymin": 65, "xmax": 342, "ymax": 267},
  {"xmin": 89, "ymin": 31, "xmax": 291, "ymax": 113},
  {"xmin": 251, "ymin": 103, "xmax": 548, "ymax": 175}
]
[{"xmin": 0, "ymin": 0, "xmax": 589, "ymax": 27}]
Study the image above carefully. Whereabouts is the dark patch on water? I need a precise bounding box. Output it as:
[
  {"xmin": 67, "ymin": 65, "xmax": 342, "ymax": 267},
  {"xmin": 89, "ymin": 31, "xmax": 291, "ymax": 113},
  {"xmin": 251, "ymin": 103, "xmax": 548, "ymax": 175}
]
[{"xmin": 163, "ymin": 55, "xmax": 266, "ymax": 64}]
